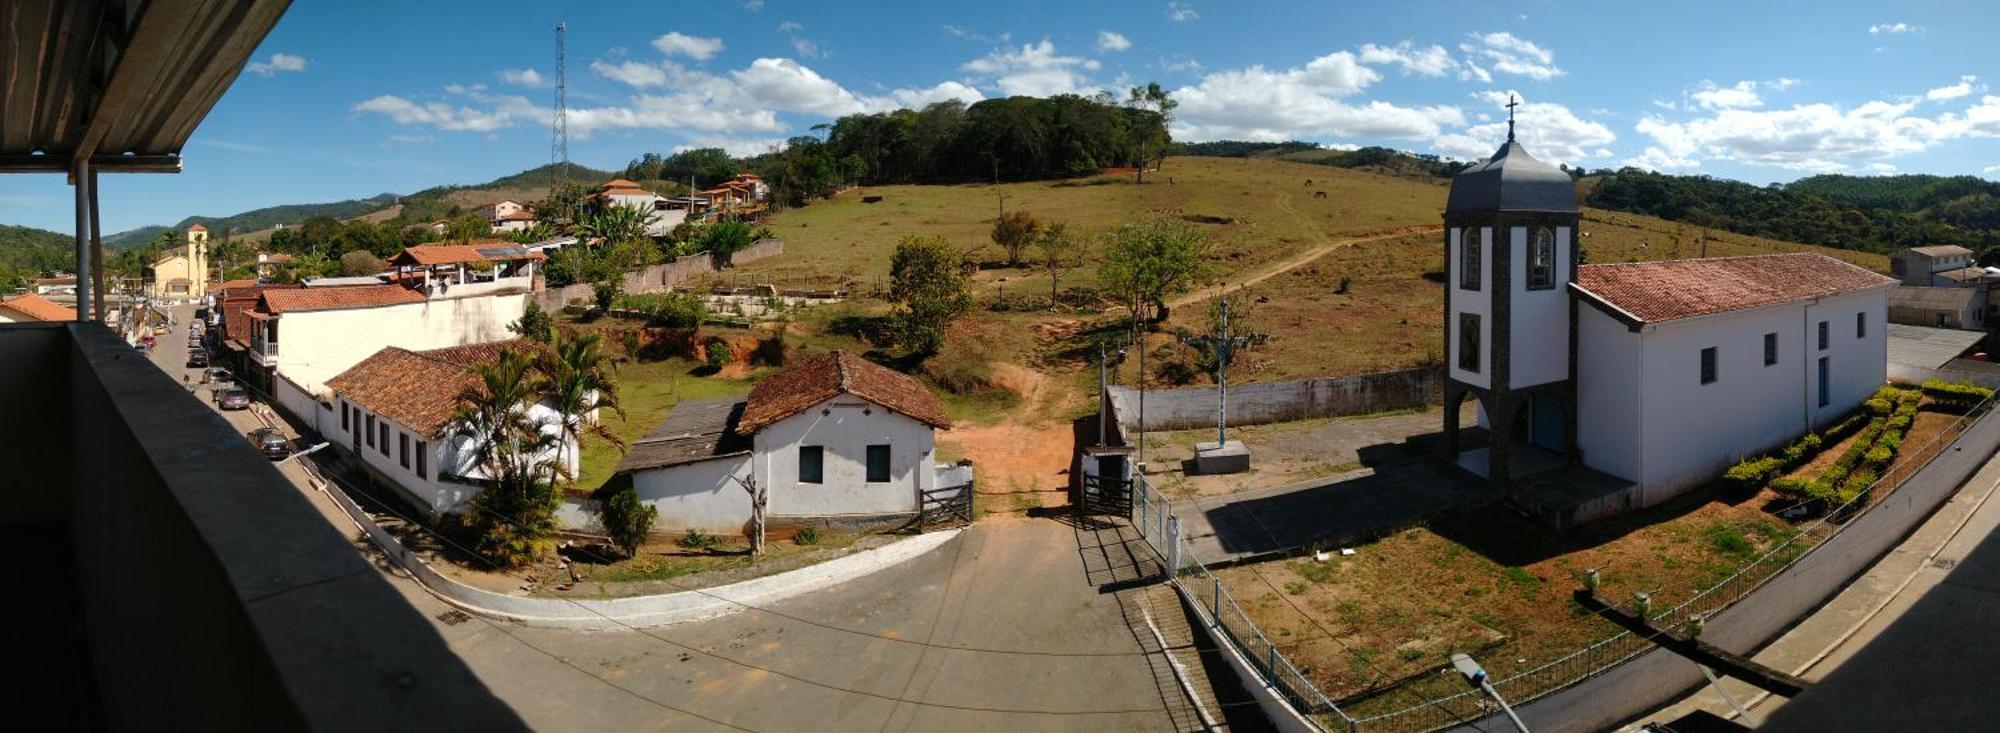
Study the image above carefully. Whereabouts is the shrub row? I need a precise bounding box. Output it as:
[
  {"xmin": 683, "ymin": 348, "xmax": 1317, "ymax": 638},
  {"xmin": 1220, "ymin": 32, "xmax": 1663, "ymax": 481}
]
[
  {"xmin": 1785, "ymin": 388, "xmax": 1922, "ymax": 507},
  {"xmin": 1723, "ymin": 397, "xmax": 1877, "ymax": 493},
  {"xmin": 1921, "ymin": 379, "xmax": 1995, "ymax": 411}
]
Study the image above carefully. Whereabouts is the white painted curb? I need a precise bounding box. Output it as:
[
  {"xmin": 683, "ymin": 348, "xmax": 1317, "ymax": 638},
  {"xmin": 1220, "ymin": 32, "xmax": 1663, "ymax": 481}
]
[{"xmin": 316, "ymin": 472, "xmax": 960, "ymax": 629}]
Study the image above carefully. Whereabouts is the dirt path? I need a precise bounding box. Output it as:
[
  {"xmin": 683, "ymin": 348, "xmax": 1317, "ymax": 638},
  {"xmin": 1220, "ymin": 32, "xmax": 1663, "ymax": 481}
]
[
  {"xmin": 1168, "ymin": 222, "xmax": 1443, "ymax": 309},
  {"xmin": 941, "ymin": 360, "xmax": 1084, "ymax": 513}
]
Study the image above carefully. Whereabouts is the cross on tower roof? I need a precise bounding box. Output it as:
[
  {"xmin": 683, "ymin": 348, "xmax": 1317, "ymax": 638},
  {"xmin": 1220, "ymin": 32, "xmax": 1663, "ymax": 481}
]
[{"xmin": 1506, "ymin": 94, "xmax": 1519, "ymax": 142}]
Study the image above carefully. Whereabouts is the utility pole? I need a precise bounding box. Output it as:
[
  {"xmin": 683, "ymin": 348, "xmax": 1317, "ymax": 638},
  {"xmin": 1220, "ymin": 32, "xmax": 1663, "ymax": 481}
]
[{"xmin": 1181, "ymin": 298, "xmax": 1259, "ymax": 446}]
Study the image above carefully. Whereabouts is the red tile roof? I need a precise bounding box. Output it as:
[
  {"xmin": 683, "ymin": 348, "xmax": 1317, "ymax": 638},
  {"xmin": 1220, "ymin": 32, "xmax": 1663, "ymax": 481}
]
[
  {"xmin": 257, "ymin": 284, "xmax": 426, "ymax": 314},
  {"xmin": 218, "ymin": 278, "xmax": 259, "ymax": 291},
  {"xmin": 391, "ymin": 243, "xmax": 546, "ymax": 267},
  {"xmin": 1573, "ymin": 253, "xmax": 1895, "ymax": 325},
  {"xmin": 736, "ymin": 351, "xmax": 951, "ymax": 433},
  {"xmin": 187, "ymin": 224, "xmax": 208, "ymax": 232},
  {"xmin": 0, "ymin": 293, "xmax": 76, "ymax": 321},
  {"xmin": 325, "ymin": 340, "xmax": 527, "ymax": 438}
]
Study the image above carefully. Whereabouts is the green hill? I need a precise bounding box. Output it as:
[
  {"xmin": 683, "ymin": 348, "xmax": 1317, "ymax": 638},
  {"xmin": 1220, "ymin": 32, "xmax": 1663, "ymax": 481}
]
[
  {"xmin": 103, "ymin": 193, "xmax": 399, "ymax": 248},
  {"xmin": 0, "ymin": 223, "xmax": 76, "ymax": 279}
]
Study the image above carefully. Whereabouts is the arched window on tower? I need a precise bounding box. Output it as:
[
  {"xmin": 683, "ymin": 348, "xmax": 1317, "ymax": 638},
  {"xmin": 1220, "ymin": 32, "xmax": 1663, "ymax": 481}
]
[
  {"xmin": 1459, "ymin": 228, "xmax": 1481, "ymax": 291},
  {"xmin": 1528, "ymin": 227, "xmax": 1555, "ymax": 290}
]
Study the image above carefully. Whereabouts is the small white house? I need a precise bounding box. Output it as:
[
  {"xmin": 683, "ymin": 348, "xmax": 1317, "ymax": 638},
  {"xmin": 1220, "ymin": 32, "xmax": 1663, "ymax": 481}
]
[
  {"xmin": 592, "ymin": 351, "xmax": 967, "ymax": 535},
  {"xmin": 597, "ymin": 178, "xmax": 689, "ymax": 237},
  {"xmin": 324, "ymin": 340, "xmax": 578, "ymax": 518}
]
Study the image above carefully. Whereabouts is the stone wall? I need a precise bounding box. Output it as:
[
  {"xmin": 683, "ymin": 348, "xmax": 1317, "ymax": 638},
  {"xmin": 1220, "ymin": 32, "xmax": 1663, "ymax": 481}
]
[
  {"xmin": 533, "ymin": 238, "xmax": 784, "ymax": 311},
  {"xmin": 1103, "ymin": 366, "xmax": 1441, "ymax": 436}
]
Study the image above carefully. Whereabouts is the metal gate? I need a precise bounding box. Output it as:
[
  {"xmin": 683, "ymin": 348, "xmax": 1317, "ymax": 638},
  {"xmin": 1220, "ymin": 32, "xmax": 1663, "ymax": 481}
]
[
  {"xmin": 919, "ymin": 482, "xmax": 973, "ymax": 530},
  {"xmin": 1080, "ymin": 473, "xmax": 1132, "ymax": 517}
]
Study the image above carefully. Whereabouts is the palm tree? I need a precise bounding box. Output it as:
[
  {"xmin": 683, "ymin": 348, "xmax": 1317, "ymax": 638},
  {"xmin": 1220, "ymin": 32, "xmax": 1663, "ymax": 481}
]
[
  {"xmin": 536, "ymin": 329, "xmax": 625, "ymax": 484},
  {"xmin": 451, "ymin": 349, "xmax": 564, "ymax": 567},
  {"xmin": 577, "ymin": 204, "xmax": 652, "ymax": 246}
]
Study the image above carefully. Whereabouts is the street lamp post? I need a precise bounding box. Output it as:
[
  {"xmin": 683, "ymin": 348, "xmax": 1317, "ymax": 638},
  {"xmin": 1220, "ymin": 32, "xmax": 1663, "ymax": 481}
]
[{"xmin": 1451, "ymin": 653, "xmax": 1529, "ymax": 733}]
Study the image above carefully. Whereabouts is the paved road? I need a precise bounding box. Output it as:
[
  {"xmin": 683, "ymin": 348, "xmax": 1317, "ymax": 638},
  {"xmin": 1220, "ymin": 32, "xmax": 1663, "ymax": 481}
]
[{"xmin": 148, "ymin": 304, "xmax": 1234, "ymax": 732}]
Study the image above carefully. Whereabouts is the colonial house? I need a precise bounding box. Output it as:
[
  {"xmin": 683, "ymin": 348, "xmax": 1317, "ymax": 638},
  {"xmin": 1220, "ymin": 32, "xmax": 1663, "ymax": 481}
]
[
  {"xmin": 253, "ymin": 251, "xmax": 294, "ymax": 279},
  {"xmin": 591, "ymin": 351, "xmax": 969, "ymax": 535},
  {"xmin": 147, "ymin": 225, "xmax": 210, "ymax": 299},
  {"xmin": 725, "ymin": 172, "xmax": 769, "ymax": 201},
  {"xmin": 240, "ymin": 281, "xmax": 525, "ymax": 415},
  {"xmin": 324, "ymin": 340, "xmax": 579, "ymax": 518},
  {"xmin": 0, "ymin": 293, "xmax": 76, "ymax": 322},
  {"xmin": 1892, "ymin": 245, "xmax": 1978, "ymax": 286},
  {"xmin": 31, "ymin": 275, "xmax": 77, "ymax": 295},
  {"xmin": 480, "ymin": 200, "xmax": 538, "ymax": 233},
  {"xmin": 597, "ymin": 178, "xmax": 687, "ymax": 237},
  {"xmin": 1440, "ymin": 123, "xmax": 1894, "ymax": 523}
]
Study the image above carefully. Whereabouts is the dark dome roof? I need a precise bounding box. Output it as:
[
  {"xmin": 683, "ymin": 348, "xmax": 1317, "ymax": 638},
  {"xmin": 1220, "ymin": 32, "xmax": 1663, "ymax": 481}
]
[{"xmin": 1445, "ymin": 140, "xmax": 1577, "ymax": 214}]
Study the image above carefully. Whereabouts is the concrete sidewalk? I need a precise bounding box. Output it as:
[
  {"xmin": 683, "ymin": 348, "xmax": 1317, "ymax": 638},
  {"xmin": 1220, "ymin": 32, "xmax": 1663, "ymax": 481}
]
[{"xmin": 1631, "ymin": 441, "xmax": 2000, "ymax": 728}]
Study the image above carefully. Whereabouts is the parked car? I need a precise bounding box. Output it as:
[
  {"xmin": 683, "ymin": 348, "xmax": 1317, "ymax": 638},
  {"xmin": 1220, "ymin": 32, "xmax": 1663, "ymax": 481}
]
[
  {"xmin": 248, "ymin": 427, "xmax": 290, "ymax": 460},
  {"xmin": 153, "ymin": 324, "xmax": 169, "ymax": 335},
  {"xmin": 186, "ymin": 349, "xmax": 209, "ymax": 368},
  {"xmin": 204, "ymin": 367, "xmax": 233, "ymax": 385},
  {"xmin": 215, "ymin": 386, "xmax": 251, "ymax": 410}
]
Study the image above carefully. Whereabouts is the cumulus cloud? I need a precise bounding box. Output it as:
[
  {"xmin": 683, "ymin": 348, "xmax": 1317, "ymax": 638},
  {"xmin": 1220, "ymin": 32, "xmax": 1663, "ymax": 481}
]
[
  {"xmin": 962, "ymin": 40, "xmax": 1102, "ymax": 97},
  {"xmin": 499, "ymin": 68, "xmax": 544, "ymax": 87},
  {"xmin": 778, "ymin": 21, "xmax": 823, "ymax": 58},
  {"xmin": 1928, "ymin": 75, "xmax": 1980, "ymax": 101},
  {"xmin": 652, "ymin": 31, "xmax": 725, "ymax": 61},
  {"xmin": 246, "ymin": 52, "xmax": 307, "ymax": 76},
  {"xmin": 1691, "ymin": 80, "xmax": 1764, "ymax": 110},
  {"xmin": 1097, "ymin": 31, "xmax": 1132, "ymax": 52},
  {"xmin": 1171, "ymin": 51, "xmax": 1466, "ymax": 142},
  {"xmin": 943, "ymin": 25, "xmax": 1010, "ymax": 45},
  {"xmin": 1620, "ymin": 146, "xmax": 1701, "ymax": 171},
  {"xmin": 1430, "ymin": 91, "xmax": 1613, "ymax": 166},
  {"xmin": 1869, "ymin": 22, "xmax": 1919, "ymax": 34},
  {"xmin": 1460, "ymin": 32, "xmax": 1562, "ymax": 80},
  {"xmin": 592, "ymin": 60, "xmax": 670, "ymax": 87},
  {"xmin": 675, "ymin": 137, "xmax": 788, "ymax": 157},
  {"xmin": 1628, "ymin": 92, "xmax": 2000, "ymax": 173},
  {"xmin": 1166, "ymin": 2, "xmax": 1199, "ymax": 22},
  {"xmin": 1357, "ymin": 41, "xmax": 1456, "ymax": 77}
]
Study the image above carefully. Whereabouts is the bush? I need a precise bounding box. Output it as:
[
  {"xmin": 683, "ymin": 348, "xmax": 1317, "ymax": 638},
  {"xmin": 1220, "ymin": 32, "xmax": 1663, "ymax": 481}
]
[
  {"xmin": 650, "ymin": 292, "xmax": 708, "ymax": 329},
  {"xmin": 1723, "ymin": 455, "xmax": 1784, "ymax": 492},
  {"xmin": 1864, "ymin": 397, "xmax": 1893, "ymax": 415},
  {"xmin": 704, "ymin": 339, "xmax": 733, "ymax": 370},
  {"xmin": 593, "ymin": 280, "xmax": 621, "ymax": 312},
  {"xmin": 699, "ymin": 221, "xmax": 756, "ymax": 261},
  {"xmin": 600, "ymin": 485, "xmax": 657, "ymax": 558},
  {"xmin": 793, "ymin": 526, "xmax": 821, "ymax": 546},
  {"xmin": 1770, "ymin": 476, "xmax": 1814, "ymax": 498},
  {"xmin": 1780, "ymin": 432, "xmax": 1823, "ymax": 468},
  {"xmin": 509, "ymin": 301, "xmax": 555, "ymax": 343},
  {"xmin": 1922, "ymin": 379, "xmax": 1994, "ymax": 410},
  {"xmin": 677, "ymin": 529, "xmax": 720, "ymax": 550}
]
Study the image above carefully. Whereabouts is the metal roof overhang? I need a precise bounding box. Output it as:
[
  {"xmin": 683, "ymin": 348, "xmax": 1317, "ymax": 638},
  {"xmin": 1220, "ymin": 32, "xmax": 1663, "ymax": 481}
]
[{"xmin": 1, "ymin": 0, "xmax": 291, "ymax": 175}]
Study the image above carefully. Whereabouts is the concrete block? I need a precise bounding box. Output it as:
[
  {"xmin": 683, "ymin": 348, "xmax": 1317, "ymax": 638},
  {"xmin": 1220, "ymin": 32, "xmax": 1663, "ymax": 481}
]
[{"xmin": 1192, "ymin": 440, "xmax": 1251, "ymax": 475}]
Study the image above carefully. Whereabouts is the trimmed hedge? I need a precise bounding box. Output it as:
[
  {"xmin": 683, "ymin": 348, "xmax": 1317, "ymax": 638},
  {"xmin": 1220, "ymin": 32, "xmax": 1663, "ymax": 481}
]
[{"xmin": 1922, "ymin": 379, "xmax": 1994, "ymax": 410}]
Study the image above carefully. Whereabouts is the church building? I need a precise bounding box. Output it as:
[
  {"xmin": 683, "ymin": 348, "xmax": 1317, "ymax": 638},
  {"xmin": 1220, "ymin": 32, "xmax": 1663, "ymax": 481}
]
[
  {"xmin": 1441, "ymin": 116, "xmax": 1895, "ymax": 515},
  {"xmin": 147, "ymin": 224, "xmax": 211, "ymax": 299}
]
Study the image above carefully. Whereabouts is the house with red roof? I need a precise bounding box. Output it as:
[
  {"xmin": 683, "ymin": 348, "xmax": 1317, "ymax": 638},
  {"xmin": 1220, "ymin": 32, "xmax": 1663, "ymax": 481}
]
[
  {"xmin": 592, "ymin": 351, "xmax": 971, "ymax": 535},
  {"xmin": 0, "ymin": 292, "xmax": 77, "ymax": 322},
  {"xmin": 1439, "ymin": 126, "xmax": 1895, "ymax": 524},
  {"xmin": 596, "ymin": 178, "xmax": 688, "ymax": 236}
]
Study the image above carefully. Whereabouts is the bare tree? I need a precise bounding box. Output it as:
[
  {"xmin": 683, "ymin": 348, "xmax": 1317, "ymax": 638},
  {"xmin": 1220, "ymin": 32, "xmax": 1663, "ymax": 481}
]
[{"xmin": 727, "ymin": 472, "xmax": 768, "ymax": 556}]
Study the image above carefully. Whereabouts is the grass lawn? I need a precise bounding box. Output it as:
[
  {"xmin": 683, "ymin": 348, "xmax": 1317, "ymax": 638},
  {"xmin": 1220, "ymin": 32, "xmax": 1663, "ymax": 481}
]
[{"xmin": 573, "ymin": 347, "xmax": 759, "ymax": 492}]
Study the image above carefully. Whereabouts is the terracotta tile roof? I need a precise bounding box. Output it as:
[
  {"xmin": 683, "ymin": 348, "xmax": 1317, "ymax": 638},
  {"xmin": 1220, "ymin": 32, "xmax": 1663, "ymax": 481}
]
[
  {"xmin": 222, "ymin": 286, "xmax": 297, "ymax": 344},
  {"xmin": 601, "ymin": 178, "xmax": 641, "ymax": 189},
  {"xmin": 497, "ymin": 210, "xmax": 538, "ymax": 222},
  {"xmin": 325, "ymin": 340, "xmax": 527, "ymax": 438},
  {"xmin": 257, "ymin": 284, "xmax": 426, "ymax": 314},
  {"xmin": 218, "ymin": 278, "xmax": 259, "ymax": 291},
  {"xmin": 617, "ymin": 398, "xmax": 751, "ymax": 472},
  {"xmin": 390, "ymin": 243, "xmax": 546, "ymax": 267},
  {"xmin": 736, "ymin": 351, "xmax": 952, "ymax": 433},
  {"xmin": 0, "ymin": 293, "xmax": 75, "ymax": 321},
  {"xmin": 187, "ymin": 224, "xmax": 208, "ymax": 232},
  {"xmin": 1573, "ymin": 253, "xmax": 1896, "ymax": 325}
]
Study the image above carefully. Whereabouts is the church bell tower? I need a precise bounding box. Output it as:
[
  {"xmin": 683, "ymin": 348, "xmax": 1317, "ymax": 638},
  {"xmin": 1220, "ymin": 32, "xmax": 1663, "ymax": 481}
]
[{"xmin": 1440, "ymin": 98, "xmax": 1582, "ymax": 487}]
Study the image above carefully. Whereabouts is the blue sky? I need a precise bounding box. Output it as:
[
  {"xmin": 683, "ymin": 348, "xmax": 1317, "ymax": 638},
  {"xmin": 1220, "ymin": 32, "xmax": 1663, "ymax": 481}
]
[{"xmin": 4, "ymin": 0, "xmax": 1997, "ymax": 235}]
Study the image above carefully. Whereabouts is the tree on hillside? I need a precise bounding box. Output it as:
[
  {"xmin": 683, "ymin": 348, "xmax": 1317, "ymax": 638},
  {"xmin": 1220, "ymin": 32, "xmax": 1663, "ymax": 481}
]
[
  {"xmin": 888, "ymin": 235, "xmax": 973, "ymax": 355},
  {"xmin": 509, "ymin": 301, "xmax": 555, "ymax": 343},
  {"xmin": 1098, "ymin": 218, "xmax": 1212, "ymax": 325},
  {"xmin": 338, "ymin": 250, "xmax": 386, "ymax": 277},
  {"xmin": 578, "ymin": 205, "xmax": 651, "ymax": 246},
  {"xmin": 445, "ymin": 213, "xmax": 489, "ymax": 244},
  {"xmin": 1034, "ymin": 222, "xmax": 1079, "ymax": 299},
  {"xmin": 535, "ymin": 180, "xmax": 595, "ymax": 234},
  {"xmin": 991, "ymin": 210, "xmax": 1041, "ymax": 267},
  {"xmin": 1127, "ymin": 83, "xmax": 1177, "ymax": 177},
  {"xmin": 539, "ymin": 330, "xmax": 624, "ymax": 496},
  {"xmin": 698, "ymin": 221, "xmax": 755, "ymax": 264}
]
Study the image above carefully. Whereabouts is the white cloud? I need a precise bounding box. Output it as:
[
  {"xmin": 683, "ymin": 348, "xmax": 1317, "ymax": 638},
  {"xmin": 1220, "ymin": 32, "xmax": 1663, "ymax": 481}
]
[
  {"xmin": 1620, "ymin": 146, "xmax": 1700, "ymax": 171},
  {"xmin": 1459, "ymin": 59, "xmax": 1492, "ymax": 83},
  {"xmin": 1166, "ymin": 2, "xmax": 1200, "ymax": 22},
  {"xmin": 652, "ymin": 31, "xmax": 725, "ymax": 61},
  {"xmin": 731, "ymin": 57, "xmax": 863, "ymax": 116},
  {"xmin": 1097, "ymin": 31, "xmax": 1132, "ymax": 53},
  {"xmin": 1357, "ymin": 41, "xmax": 1456, "ymax": 77},
  {"xmin": 1160, "ymin": 55, "xmax": 1204, "ymax": 74},
  {"xmin": 592, "ymin": 60, "xmax": 670, "ymax": 87},
  {"xmin": 246, "ymin": 52, "xmax": 307, "ymax": 76},
  {"xmin": 1864, "ymin": 162, "xmax": 1898, "ymax": 174},
  {"xmin": 675, "ymin": 137, "xmax": 788, "ymax": 157},
  {"xmin": 1928, "ymin": 75, "xmax": 1980, "ymax": 101},
  {"xmin": 1171, "ymin": 51, "xmax": 1466, "ymax": 141},
  {"xmin": 1691, "ymin": 81, "xmax": 1764, "ymax": 110},
  {"xmin": 962, "ymin": 40, "xmax": 1102, "ymax": 97},
  {"xmin": 778, "ymin": 21, "xmax": 823, "ymax": 59},
  {"xmin": 1869, "ymin": 22, "xmax": 1920, "ymax": 34},
  {"xmin": 1431, "ymin": 92, "xmax": 1613, "ymax": 166},
  {"xmin": 499, "ymin": 68, "xmax": 544, "ymax": 87},
  {"xmin": 740, "ymin": 0, "xmax": 763, "ymax": 10},
  {"xmin": 870, "ymin": 81, "xmax": 985, "ymax": 110},
  {"xmin": 353, "ymin": 95, "xmax": 518, "ymax": 132},
  {"xmin": 943, "ymin": 25, "xmax": 1010, "ymax": 45},
  {"xmin": 1629, "ymin": 91, "xmax": 2000, "ymax": 173},
  {"xmin": 1460, "ymin": 32, "xmax": 1562, "ymax": 80},
  {"xmin": 1985, "ymin": 164, "xmax": 2000, "ymax": 175},
  {"xmin": 191, "ymin": 139, "xmax": 272, "ymax": 154},
  {"xmin": 777, "ymin": 21, "xmax": 803, "ymax": 33}
]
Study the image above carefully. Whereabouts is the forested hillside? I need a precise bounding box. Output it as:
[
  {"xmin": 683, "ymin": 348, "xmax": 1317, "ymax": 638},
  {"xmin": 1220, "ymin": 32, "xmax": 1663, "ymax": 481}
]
[
  {"xmin": 1583, "ymin": 170, "xmax": 1997, "ymax": 254},
  {"xmin": 0, "ymin": 224, "xmax": 74, "ymax": 288}
]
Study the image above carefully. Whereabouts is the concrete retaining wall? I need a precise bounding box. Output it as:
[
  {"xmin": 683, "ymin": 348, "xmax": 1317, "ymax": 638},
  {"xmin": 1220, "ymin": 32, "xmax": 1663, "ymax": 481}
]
[
  {"xmin": 1449, "ymin": 406, "xmax": 2000, "ymax": 733},
  {"xmin": 533, "ymin": 238, "xmax": 783, "ymax": 311},
  {"xmin": 1105, "ymin": 366, "xmax": 1440, "ymax": 434}
]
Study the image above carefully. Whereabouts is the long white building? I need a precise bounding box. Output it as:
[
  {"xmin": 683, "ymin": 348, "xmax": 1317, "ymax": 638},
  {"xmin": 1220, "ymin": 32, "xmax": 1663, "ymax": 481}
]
[{"xmin": 1440, "ymin": 122, "xmax": 1894, "ymax": 520}]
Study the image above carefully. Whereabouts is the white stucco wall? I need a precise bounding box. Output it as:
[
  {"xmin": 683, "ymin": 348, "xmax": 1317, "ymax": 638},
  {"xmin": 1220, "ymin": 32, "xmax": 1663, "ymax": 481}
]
[
  {"xmin": 752, "ymin": 396, "xmax": 935, "ymax": 517},
  {"xmin": 321, "ymin": 393, "xmax": 574, "ymax": 518},
  {"xmin": 613, "ymin": 454, "xmax": 757, "ymax": 534},
  {"xmin": 1575, "ymin": 306, "xmax": 1642, "ymax": 484},
  {"xmin": 270, "ymin": 291, "xmax": 525, "ymax": 393},
  {"xmin": 1508, "ymin": 225, "xmax": 1571, "ymax": 389},
  {"xmin": 1585, "ymin": 285, "xmax": 1890, "ymax": 504},
  {"xmin": 1447, "ymin": 226, "xmax": 1492, "ymax": 389}
]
